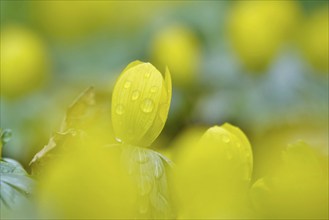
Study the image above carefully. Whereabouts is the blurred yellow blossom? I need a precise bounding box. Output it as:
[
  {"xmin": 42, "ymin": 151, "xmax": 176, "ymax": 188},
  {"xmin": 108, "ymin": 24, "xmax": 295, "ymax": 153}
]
[
  {"xmin": 228, "ymin": 1, "xmax": 301, "ymax": 72},
  {"xmin": 163, "ymin": 126, "xmax": 207, "ymax": 162},
  {"xmin": 31, "ymin": 1, "xmax": 168, "ymax": 41},
  {"xmin": 0, "ymin": 25, "xmax": 49, "ymax": 98},
  {"xmin": 112, "ymin": 61, "xmax": 172, "ymax": 147},
  {"xmin": 38, "ymin": 146, "xmax": 138, "ymax": 219},
  {"xmin": 151, "ymin": 25, "xmax": 201, "ymax": 87},
  {"xmin": 251, "ymin": 141, "xmax": 328, "ymax": 219},
  {"xmin": 299, "ymin": 7, "xmax": 329, "ymax": 73},
  {"xmin": 252, "ymin": 117, "xmax": 328, "ymax": 180},
  {"xmin": 172, "ymin": 123, "xmax": 253, "ymax": 218}
]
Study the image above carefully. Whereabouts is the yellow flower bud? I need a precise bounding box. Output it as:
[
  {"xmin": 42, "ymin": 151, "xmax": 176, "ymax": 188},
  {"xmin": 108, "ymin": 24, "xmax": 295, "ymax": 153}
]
[
  {"xmin": 111, "ymin": 61, "xmax": 172, "ymax": 147},
  {"xmin": 172, "ymin": 123, "xmax": 253, "ymax": 218}
]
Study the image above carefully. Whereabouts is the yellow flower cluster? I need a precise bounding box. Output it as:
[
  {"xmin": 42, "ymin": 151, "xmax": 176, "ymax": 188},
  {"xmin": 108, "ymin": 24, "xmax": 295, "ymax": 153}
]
[{"xmin": 32, "ymin": 61, "xmax": 328, "ymax": 219}]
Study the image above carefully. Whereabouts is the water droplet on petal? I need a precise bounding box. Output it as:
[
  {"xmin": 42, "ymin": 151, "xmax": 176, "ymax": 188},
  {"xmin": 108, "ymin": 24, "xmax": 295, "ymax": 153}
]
[
  {"xmin": 115, "ymin": 104, "xmax": 125, "ymax": 115},
  {"xmin": 141, "ymin": 99, "xmax": 154, "ymax": 113},
  {"xmin": 70, "ymin": 130, "xmax": 77, "ymax": 137},
  {"xmin": 131, "ymin": 90, "xmax": 140, "ymax": 101},
  {"xmin": 144, "ymin": 72, "xmax": 151, "ymax": 78},
  {"xmin": 150, "ymin": 86, "xmax": 158, "ymax": 93},
  {"xmin": 124, "ymin": 80, "xmax": 132, "ymax": 89},
  {"xmin": 221, "ymin": 134, "xmax": 230, "ymax": 143},
  {"xmin": 115, "ymin": 137, "xmax": 122, "ymax": 143}
]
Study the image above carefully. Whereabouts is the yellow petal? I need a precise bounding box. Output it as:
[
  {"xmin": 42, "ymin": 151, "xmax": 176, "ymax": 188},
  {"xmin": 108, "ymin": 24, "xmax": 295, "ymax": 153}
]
[
  {"xmin": 111, "ymin": 61, "xmax": 171, "ymax": 147},
  {"xmin": 164, "ymin": 66, "xmax": 172, "ymax": 106},
  {"xmin": 138, "ymin": 67, "xmax": 172, "ymax": 146},
  {"xmin": 221, "ymin": 123, "xmax": 253, "ymax": 177},
  {"xmin": 197, "ymin": 124, "xmax": 253, "ymax": 182},
  {"xmin": 121, "ymin": 60, "xmax": 144, "ymax": 73}
]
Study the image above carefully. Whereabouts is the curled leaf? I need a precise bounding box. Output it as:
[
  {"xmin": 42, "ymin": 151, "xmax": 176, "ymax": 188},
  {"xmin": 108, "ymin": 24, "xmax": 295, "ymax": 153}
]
[{"xmin": 29, "ymin": 87, "xmax": 96, "ymax": 175}]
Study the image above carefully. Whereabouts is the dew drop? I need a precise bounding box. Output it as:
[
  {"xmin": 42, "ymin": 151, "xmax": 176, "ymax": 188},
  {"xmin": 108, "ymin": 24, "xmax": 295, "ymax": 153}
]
[
  {"xmin": 115, "ymin": 137, "xmax": 122, "ymax": 143},
  {"xmin": 131, "ymin": 90, "xmax": 140, "ymax": 101},
  {"xmin": 141, "ymin": 99, "xmax": 154, "ymax": 113},
  {"xmin": 124, "ymin": 80, "xmax": 132, "ymax": 89},
  {"xmin": 115, "ymin": 104, "xmax": 125, "ymax": 115},
  {"xmin": 70, "ymin": 130, "xmax": 77, "ymax": 137},
  {"xmin": 221, "ymin": 134, "xmax": 230, "ymax": 143},
  {"xmin": 150, "ymin": 86, "xmax": 158, "ymax": 93},
  {"xmin": 144, "ymin": 72, "xmax": 151, "ymax": 78}
]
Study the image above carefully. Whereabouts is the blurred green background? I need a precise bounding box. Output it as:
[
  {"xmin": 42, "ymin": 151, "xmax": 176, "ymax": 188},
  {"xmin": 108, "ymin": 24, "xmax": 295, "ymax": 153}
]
[{"xmin": 0, "ymin": 0, "xmax": 328, "ymax": 180}]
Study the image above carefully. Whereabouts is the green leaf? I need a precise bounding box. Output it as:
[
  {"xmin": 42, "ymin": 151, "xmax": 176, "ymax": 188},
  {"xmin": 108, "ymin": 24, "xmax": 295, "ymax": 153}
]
[
  {"xmin": 29, "ymin": 86, "xmax": 96, "ymax": 175},
  {"xmin": 0, "ymin": 158, "xmax": 35, "ymax": 210}
]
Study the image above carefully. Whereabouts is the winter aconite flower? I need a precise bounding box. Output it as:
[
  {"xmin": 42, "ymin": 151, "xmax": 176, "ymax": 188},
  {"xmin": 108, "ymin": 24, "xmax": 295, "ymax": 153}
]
[
  {"xmin": 250, "ymin": 141, "xmax": 328, "ymax": 219},
  {"xmin": 228, "ymin": 1, "xmax": 300, "ymax": 72},
  {"xmin": 0, "ymin": 25, "xmax": 49, "ymax": 98},
  {"xmin": 172, "ymin": 123, "xmax": 253, "ymax": 218},
  {"xmin": 151, "ymin": 25, "xmax": 200, "ymax": 87},
  {"xmin": 299, "ymin": 7, "xmax": 329, "ymax": 73},
  {"xmin": 111, "ymin": 60, "xmax": 172, "ymax": 147}
]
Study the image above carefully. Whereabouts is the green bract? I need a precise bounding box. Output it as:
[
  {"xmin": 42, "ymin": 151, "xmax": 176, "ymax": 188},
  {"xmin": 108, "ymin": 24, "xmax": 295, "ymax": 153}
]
[{"xmin": 111, "ymin": 61, "xmax": 172, "ymax": 147}]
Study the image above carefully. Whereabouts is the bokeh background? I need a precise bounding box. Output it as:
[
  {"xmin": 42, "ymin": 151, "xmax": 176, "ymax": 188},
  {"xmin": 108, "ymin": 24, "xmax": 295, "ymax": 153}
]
[{"xmin": 1, "ymin": 0, "xmax": 328, "ymax": 185}]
